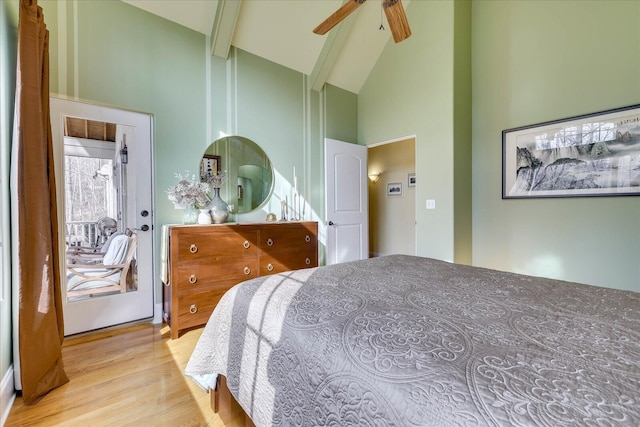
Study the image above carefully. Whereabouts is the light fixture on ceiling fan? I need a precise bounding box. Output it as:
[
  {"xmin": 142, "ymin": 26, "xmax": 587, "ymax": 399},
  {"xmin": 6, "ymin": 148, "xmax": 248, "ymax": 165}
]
[{"xmin": 313, "ymin": 0, "xmax": 411, "ymax": 43}]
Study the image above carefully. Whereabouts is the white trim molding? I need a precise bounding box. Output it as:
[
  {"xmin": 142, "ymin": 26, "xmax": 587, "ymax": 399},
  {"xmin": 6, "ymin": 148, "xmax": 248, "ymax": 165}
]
[
  {"xmin": 367, "ymin": 134, "xmax": 417, "ymax": 148},
  {"xmin": 1, "ymin": 365, "xmax": 15, "ymax": 426},
  {"xmin": 153, "ymin": 302, "xmax": 163, "ymax": 324}
]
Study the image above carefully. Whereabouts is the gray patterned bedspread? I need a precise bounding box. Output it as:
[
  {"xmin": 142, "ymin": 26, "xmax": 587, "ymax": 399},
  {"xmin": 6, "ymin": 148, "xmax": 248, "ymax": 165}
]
[{"xmin": 185, "ymin": 255, "xmax": 640, "ymax": 426}]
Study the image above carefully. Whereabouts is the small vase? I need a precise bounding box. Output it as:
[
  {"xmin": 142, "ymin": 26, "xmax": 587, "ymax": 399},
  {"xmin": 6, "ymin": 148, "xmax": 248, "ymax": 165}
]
[
  {"xmin": 183, "ymin": 204, "xmax": 198, "ymax": 225},
  {"xmin": 197, "ymin": 209, "xmax": 212, "ymax": 225},
  {"xmin": 209, "ymin": 187, "xmax": 229, "ymax": 224}
]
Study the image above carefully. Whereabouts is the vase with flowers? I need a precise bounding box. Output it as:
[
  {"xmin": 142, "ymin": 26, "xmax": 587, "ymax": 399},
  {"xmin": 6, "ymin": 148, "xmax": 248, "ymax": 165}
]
[
  {"xmin": 167, "ymin": 172, "xmax": 211, "ymax": 224},
  {"xmin": 203, "ymin": 171, "xmax": 229, "ymax": 224}
]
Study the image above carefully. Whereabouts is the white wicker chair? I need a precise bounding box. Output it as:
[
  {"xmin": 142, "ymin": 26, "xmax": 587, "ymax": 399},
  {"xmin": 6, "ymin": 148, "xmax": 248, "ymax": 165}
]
[{"xmin": 66, "ymin": 232, "xmax": 137, "ymax": 298}]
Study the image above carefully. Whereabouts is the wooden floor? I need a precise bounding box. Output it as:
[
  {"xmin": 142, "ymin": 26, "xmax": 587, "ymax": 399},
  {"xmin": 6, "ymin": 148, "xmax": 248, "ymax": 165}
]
[{"xmin": 5, "ymin": 323, "xmax": 239, "ymax": 427}]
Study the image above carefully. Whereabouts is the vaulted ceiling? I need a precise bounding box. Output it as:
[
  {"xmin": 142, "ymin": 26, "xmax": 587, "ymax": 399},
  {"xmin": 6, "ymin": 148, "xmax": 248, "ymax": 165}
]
[{"xmin": 121, "ymin": 0, "xmax": 411, "ymax": 94}]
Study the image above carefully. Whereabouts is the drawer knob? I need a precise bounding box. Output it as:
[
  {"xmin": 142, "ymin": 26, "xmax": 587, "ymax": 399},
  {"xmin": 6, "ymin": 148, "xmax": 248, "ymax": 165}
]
[
  {"xmin": 305, "ymin": 235, "xmax": 311, "ymax": 243},
  {"xmin": 305, "ymin": 257, "xmax": 311, "ymax": 265},
  {"xmin": 243, "ymin": 240, "xmax": 250, "ymax": 249},
  {"xmin": 267, "ymin": 238, "xmax": 274, "ymax": 246},
  {"xmin": 189, "ymin": 244, "xmax": 198, "ymax": 254},
  {"xmin": 267, "ymin": 263, "xmax": 274, "ymax": 272},
  {"xmin": 188, "ymin": 274, "xmax": 197, "ymax": 284},
  {"xmin": 244, "ymin": 266, "xmax": 251, "ymax": 275},
  {"xmin": 189, "ymin": 304, "xmax": 198, "ymax": 314}
]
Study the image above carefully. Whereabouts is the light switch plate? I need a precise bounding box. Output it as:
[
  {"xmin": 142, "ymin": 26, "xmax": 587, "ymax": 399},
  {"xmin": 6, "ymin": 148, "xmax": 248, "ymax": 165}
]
[{"xmin": 426, "ymin": 199, "xmax": 436, "ymax": 209}]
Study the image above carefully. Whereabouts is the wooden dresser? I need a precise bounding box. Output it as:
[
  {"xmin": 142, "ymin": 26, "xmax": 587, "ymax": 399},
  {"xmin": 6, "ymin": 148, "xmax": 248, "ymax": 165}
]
[{"xmin": 163, "ymin": 221, "xmax": 318, "ymax": 339}]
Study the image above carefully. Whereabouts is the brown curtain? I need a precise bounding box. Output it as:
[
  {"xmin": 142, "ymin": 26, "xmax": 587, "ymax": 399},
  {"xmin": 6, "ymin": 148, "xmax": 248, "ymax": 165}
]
[{"xmin": 14, "ymin": 0, "xmax": 68, "ymax": 404}]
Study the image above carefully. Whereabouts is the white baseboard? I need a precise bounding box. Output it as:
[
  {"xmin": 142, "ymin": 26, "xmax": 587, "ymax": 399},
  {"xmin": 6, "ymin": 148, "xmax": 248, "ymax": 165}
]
[
  {"xmin": 152, "ymin": 302, "xmax": 163, "ymax": 324},
  {"xmin": 1, "ymin": 365, "xmax": 15, "ymax": 427}
]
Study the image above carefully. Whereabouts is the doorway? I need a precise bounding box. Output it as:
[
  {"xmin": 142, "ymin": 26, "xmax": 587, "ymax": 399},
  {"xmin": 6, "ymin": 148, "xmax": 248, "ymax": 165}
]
[
  {"xmin": 51, "ymin": 97, "xmax": 154, "ymax": 336},
  {"xmin": 368, "ymin": 137, "xmax": 416, "ymax": 257}
]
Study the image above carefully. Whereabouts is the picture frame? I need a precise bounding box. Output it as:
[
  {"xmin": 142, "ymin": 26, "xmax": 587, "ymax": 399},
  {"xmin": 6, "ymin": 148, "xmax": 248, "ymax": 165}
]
[
  {"xmin": 200, "ymin": 154, "xmax": 221, "ymax": 182},
  {"xmin": 503, "ymin": 104, "xmax": 640, "ymax": 199},
  {"xmin": 386, "ymin": 182, "xmax": 403, "ymax": 197},
  {"xmin": 408, "ymin": 173, "xmax": 416, "ymax": 187}
]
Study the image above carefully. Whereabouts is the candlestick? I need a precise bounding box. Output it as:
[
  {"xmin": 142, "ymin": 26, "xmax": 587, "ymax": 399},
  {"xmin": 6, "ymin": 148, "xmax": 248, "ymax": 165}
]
[
  {"xmin": 293, "ymin": 193, "xmax": 298, "ymax": 221},
  {"xmin": 280, "ymin": 199, "xmax": 287, "ymax": 221}
]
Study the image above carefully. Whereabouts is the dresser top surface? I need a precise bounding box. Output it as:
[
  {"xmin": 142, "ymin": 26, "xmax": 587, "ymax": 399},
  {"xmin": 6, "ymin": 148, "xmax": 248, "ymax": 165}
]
[{"xmin": 164, "ymin": 221, "xmax": 317, "ymax": 230}]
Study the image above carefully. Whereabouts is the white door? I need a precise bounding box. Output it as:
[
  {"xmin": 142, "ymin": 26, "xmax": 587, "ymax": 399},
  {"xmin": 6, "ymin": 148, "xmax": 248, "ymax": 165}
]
[
  {"xmin": 50, "ymin": 96, "xmax": 154, "ymax": 335},
  {"xmin": 324, "ymin": 138, "xmax": 368, "ymax": 265}
]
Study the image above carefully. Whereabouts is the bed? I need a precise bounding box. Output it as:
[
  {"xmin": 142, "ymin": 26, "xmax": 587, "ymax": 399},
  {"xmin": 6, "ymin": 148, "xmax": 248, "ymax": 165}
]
[{"xmin": 185, "ymin": 255, "xmax": 640, "ymax": 426}]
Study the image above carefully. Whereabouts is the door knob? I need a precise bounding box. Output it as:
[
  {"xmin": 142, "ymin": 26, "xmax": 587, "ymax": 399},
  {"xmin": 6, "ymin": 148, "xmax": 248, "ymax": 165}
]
[
  {"xmin": 140, "ymin": 224, "xmax": 150, "ymax": 232},
  {"xmin": 328, "ymin": 221, "xmax": 335, "ymax": 226},
  {"xmin": 141, "ymin": 210, "xmax": 149, "ymax": 217}
]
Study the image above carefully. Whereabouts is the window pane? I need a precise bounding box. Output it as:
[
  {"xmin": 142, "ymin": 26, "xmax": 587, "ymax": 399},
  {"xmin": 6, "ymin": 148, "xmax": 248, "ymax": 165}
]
[{"xmin": 64, "ymin": 155, "xmax": 114, "ymax": 247}]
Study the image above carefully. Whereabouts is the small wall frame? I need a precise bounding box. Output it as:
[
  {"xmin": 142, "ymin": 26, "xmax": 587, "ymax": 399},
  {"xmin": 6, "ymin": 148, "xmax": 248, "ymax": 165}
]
[
  {"xmin": 386, "ymin": 182, "xmax": 403, "ymax": 197},
  {"xmin": 408, "ymin": 173, "xmax": 416, "ymax": 187}
]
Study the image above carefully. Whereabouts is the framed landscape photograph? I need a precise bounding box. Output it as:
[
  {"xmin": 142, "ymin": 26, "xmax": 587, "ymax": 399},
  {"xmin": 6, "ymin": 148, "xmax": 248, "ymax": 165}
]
[
  {"xmin": 503, "ymin": 104, "xmax": 640, "ymax": 199},
  {"xmin": 386, "ymin": 182, "xmax": 403, "ymax": 197}
]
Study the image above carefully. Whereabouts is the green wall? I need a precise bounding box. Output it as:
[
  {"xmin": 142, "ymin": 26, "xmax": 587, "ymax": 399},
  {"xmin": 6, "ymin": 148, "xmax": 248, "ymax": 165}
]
[
  {"xmin": 42, "ymin": 0, "xmax": 357, "ymax": 306},
  {"xmin": 0, "ymin": 0, "xmax": 17, "ymax": 401},
  {"xmin": 472, "ymin": 0, "xmax": 640, "ymax": 291},
  {"xmin": 359, "ymin": 0, "xmax": 457, "ymax": 262},
  {"xmin": 325, "ymin": 84, "xmax": 358, "ymax": 143},
  {"xmin": 359, "ymin": 0, "xmax": 639, "ymax": 292}
]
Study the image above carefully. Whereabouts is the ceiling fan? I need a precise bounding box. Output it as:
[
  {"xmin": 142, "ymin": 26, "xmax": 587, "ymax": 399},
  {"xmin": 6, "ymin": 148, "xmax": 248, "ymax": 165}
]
[{"xmin": 313, "ymin": 0, "xmax": 411, "ymax": 43}]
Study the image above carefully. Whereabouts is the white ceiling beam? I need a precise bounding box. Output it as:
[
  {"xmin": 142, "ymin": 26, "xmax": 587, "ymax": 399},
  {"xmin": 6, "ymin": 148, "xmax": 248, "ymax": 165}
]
[
  {"xmin": 210, "ymin": 0, "xmax": 242, "ymax": 58},
  {"xmin": 309, "ymin": 4, "xmax": 358, "ymax": 92}
]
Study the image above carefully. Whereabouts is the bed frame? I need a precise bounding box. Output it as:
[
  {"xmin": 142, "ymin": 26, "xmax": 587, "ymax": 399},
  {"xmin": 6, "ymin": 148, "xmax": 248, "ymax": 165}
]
[{"xmin": 210, "ymin": 376, "xmax": 255, "ymax": 427}]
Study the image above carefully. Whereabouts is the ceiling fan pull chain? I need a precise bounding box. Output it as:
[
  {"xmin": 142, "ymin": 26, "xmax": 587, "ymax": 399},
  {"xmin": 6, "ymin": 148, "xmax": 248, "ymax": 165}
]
[{"xmin": 379, "ymin": 2, "xmax": 385, "ymax": 31}]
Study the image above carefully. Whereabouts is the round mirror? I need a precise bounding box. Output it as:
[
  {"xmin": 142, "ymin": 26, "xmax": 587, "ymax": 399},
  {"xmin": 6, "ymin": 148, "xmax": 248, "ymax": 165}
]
[{"xmin": 201, "ymin": 136, "xmax": 274, "ymax": 214}]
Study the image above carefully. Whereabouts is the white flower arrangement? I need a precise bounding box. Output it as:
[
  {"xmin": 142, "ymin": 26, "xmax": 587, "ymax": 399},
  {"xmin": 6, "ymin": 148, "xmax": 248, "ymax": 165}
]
[
  {"xmin": 167, "ymin": 172, "xmax": 211, "ymax": 208},
  {"xmin": 203, "ymin": 170, "xmax": 226, "ymax": 189}
]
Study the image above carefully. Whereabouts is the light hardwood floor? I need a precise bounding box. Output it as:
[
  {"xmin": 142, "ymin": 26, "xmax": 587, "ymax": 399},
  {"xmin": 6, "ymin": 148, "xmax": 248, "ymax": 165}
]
[{"xmin": 5, "ymin": 323, "xmax": 238, "ymax": 427}]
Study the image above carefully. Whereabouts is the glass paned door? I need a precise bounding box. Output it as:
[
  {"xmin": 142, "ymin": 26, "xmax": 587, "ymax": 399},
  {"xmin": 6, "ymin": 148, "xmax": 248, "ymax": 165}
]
[{"xmin": 51, "ymin": 97, "xmax": 154, "ymax": 336}]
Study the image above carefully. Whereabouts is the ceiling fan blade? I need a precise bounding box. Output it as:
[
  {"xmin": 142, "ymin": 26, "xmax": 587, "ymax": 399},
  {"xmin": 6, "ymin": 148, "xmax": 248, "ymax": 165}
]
[
  {"xmin": 383, "ymin": 0, "xmax": 411, "ymax": 43},
  {"xmin": 313, "ymin": 0, "xmax": 368, "ymax": 35}
]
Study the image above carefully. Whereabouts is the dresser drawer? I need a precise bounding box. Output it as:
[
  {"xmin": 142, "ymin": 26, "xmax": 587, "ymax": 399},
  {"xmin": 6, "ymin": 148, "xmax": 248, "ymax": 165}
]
[
  {"xmin": 260, "ymin": 248, "xmax": 317, "ymax": 274},
  {"xmin": 176, "ymin": 290, "xmax": 227, "ymax": 331},
  {"xmin": 175, "ymin": 258, "xmax": 258, "ymax": 296},
  {"xmin": 259, "ymin": 223, "xmax": 317, "ymax": 253},
  {"xmin": 173, "ymin": 227, "xmax": 258, "ymax": 261}
]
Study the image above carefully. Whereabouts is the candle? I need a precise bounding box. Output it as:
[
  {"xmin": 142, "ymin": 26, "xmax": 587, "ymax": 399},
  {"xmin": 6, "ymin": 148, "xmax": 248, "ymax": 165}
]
[{"xmin": 293, "ymin": 166, "xmax": 297, "ymax": 194}]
